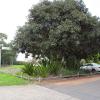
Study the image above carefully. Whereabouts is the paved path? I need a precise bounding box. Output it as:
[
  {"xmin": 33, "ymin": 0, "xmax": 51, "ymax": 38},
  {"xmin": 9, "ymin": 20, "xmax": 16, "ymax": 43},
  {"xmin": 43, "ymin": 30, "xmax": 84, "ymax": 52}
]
[
  {"xmin": 44, "ymin": 76, "xmax": 100, "ymax": 100},
  {"xmin": 0, "ymin": 85, "xmax": 79, "ymax": 100}
]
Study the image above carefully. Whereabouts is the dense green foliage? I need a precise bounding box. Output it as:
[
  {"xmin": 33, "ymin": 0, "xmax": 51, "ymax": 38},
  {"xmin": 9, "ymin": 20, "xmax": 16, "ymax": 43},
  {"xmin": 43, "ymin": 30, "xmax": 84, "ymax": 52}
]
[
  {"xmin": 22, "ymin": 63, "xmax": 34, "ymax": 76},
  {"xmin": 0, "ymin": 33, "xmax": 7, "ymax": 46},
  {"xmin": 22, "ymin": 61, "xmax": 61, "ymax": 77},
  {"xmin": 41, "ymin": 58, "xmax": 62, "ymax": 75},
  {"xmin": 14, "ymin": 0, "xmax": 100, "ymax": 69},
  {"xmin": 86, "ymin": 53, "xmax": 100, "ymax": 63}
]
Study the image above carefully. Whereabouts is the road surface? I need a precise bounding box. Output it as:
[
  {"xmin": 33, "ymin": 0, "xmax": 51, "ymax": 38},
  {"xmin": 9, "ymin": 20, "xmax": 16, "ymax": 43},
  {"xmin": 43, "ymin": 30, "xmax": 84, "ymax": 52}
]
[
  {"xmin": 0, "ymin": 85, "xmax": 79, "ymax": 100},
  {"xmin": 43, "ymin": 75, "xmax": 100, "ymax": 100}
]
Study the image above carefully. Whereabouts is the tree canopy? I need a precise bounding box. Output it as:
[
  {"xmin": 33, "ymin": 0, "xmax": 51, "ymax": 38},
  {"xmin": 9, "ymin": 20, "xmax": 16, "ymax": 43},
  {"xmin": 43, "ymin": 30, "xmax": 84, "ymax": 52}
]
[
  {"xmin": 0, "ymin": 33, "xmax": 7, "ymax": 46},
  {"xmin": 14, "ymin": 0, "xmax": 100, "ymax": 67}
]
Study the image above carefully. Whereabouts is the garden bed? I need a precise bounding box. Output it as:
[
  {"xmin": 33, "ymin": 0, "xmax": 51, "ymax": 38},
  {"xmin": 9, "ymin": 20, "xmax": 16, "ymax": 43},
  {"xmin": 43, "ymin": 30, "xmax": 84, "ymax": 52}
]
[{"xmin": 1, "ymin": 65, "xmax": 100, "ymax": 84}]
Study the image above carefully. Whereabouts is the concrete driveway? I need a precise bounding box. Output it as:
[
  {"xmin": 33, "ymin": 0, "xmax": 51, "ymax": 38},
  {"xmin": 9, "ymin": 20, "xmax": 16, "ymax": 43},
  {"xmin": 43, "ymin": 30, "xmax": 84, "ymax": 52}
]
[
  {"xmin": 44, "ymin": 76, "xmax": 100, "ymax": 100},
  {"xmin": 0, "ymin": 85, "xmax": 79, "ymax": 100}
]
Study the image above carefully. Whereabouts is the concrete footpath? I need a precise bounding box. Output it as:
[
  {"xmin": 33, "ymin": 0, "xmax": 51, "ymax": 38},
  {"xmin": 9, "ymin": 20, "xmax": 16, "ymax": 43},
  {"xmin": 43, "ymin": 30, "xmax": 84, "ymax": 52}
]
[{"xmin": 0, "ymin": 85, "xmax": 79, "ymax": 100}]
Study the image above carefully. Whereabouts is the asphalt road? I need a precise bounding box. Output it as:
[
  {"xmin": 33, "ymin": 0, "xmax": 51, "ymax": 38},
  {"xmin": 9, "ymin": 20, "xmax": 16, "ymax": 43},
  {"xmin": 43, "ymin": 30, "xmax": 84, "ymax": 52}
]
[
  {"xmin": 0, "ymin": 85, "xmax": 79, "ymax": 100},
  {"xmin": 44, "ymin": 76, "xmax": 100, "ymax": 100}
]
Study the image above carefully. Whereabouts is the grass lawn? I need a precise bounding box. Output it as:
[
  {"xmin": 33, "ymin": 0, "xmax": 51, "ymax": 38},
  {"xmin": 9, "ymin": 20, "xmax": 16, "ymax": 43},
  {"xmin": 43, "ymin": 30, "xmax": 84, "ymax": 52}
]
[
  {"xmin": 0, "ymin": 65, "xmax": 25, "ymax": 75},
  {"xmin": 11, "ymin": 65, "xmax": 25, "ymax": 69},
  {"xmin": 0, "ymin": 65, "xmax": 24, "ymax": 69},
  {"xmin": 0, "ymin": 73, "xmax": 28, "ymax": 86},
  {"xmin": 3, "ymin": 65, "xmax": 25, "ymax": 69}
]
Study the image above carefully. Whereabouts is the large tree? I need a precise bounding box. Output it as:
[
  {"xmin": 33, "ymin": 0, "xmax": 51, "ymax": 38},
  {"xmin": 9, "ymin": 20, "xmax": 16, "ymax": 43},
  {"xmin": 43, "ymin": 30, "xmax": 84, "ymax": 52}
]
[{"xmin": 14, "ymin": 0, "xmax": 100, "ymax": 67}]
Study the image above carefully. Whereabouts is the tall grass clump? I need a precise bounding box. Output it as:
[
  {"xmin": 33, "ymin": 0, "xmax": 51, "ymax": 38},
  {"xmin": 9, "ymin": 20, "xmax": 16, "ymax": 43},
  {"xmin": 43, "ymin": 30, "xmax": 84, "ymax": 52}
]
[
  {"xmin": 22, "ymin": 63, "xmax": 48, "ymax": 78},
  {"xmin": 22, "ymin": 63, "xmax": 34, "ymax": 76}
]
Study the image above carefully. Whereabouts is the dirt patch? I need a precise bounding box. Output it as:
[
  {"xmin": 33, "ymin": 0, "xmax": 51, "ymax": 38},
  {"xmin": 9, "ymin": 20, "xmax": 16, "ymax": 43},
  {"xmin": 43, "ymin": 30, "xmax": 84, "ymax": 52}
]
[{"xmin": 40, "ymin": 75, "xmax": 100, "ymax": 86}]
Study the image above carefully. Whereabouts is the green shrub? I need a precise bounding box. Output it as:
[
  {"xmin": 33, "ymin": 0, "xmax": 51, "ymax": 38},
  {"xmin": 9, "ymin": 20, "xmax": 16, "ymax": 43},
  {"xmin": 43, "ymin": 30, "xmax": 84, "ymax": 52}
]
[
  {"xmin": 66, "ymin": 56, "xmax": 80, "ymax": 70},
  {"xmin": 22, "ymin": 57, "xmax": 80, "ymax": 77},
  {"xmin": 86, "ymin": 53, "xmax": 100, "ymax": 63},
  {"xmin": 47, "ymin": 59, "xmax": 62, "ymax": 76},
  {"xmin": 22, "ymin": 63, "xmax": 48, "ymax": 77},
  {"xmin": 22, "ymin": 63, "xmax": 34, "ymax": 76},
  {"xmin": 38, "ymin": 57, "xmax": 63, "ymax": 76},
  {"xmin": 33, "ymin": 65, "xmax": 48, "ymax": 78},
  {"xmin": 60, "ymin": 68, "xmax": 77, "ymax": 76}
]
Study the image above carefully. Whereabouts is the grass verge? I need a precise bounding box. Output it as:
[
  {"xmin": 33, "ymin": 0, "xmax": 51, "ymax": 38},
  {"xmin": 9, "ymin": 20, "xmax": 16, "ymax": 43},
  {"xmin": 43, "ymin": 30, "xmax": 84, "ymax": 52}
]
[{"xmin": 0, "ymin": 73, "xmax": 28, "ymax": 86}]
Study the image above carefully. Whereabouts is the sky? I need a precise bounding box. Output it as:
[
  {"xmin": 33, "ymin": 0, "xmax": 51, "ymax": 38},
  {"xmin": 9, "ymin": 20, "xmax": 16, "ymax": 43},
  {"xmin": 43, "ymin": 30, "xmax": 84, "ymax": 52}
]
[{"xmin": 0, "ymin": 0, "xmax": 100, "ymax": 42}]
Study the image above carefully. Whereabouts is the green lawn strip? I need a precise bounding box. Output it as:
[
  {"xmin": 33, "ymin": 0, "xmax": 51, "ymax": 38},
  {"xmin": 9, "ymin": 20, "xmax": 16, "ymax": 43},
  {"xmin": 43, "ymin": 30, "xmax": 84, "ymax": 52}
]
[
  {"xmin": 0, "ymin": 73, "xmax": 28, "ymax": 86},
  {"xmin": 0, "ymin": 65, "xmax": 24, "ymax": 70},
  {"xmin": 0, "ymin": 65, "xmax": 25, "ymax": 75},
  {"xmin": 11, "ymin": 65, "xmax": 25, "ymax": 69},
  {"xmin": 5, "ymin": 65, "xmax": 25, "ymax": 69}
]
